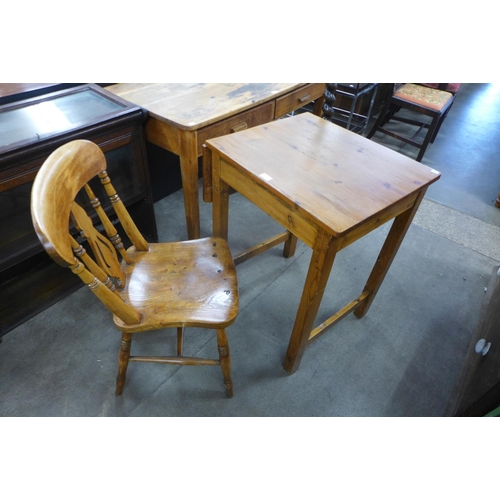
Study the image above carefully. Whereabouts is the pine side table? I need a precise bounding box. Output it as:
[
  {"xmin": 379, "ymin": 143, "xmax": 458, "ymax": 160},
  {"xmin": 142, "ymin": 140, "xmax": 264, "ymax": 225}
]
[{"xmin": 206, "ymin": 112, "xmax": 441, "ymax": 373}]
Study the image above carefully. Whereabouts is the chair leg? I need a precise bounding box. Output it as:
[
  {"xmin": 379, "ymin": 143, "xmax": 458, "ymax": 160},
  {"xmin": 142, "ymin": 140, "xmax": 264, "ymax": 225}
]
[
  {"xmin": 367, "ymin": 100, "xmax": 394, "ymax": 139},
  {"xmin": 430, "ymin": 108, "xmax": 450, "ymax": 144},
  {"xmin": 217, "ymin": 329, "xmax": 233, "ymax": 398},
  {"xmin": 116, "ymin": 332, "xmax": 132, "ymax": 395},
  {"xmin": 416, "ymin": 115, "xmax": 441, "ymax": 162},
  {"xmin": 367, "ymin": 109, "xmax": 386, "ymax": 139},
  {"xmin": 431, "ymin": 97, "xmax": 455, "ymax": 144}
]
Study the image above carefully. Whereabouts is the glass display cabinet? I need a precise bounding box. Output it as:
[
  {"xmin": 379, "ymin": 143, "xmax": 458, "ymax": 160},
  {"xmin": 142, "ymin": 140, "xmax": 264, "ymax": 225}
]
[{"xmin": 0, "ymin": 84, "xmax": 158, "ymax": 338}]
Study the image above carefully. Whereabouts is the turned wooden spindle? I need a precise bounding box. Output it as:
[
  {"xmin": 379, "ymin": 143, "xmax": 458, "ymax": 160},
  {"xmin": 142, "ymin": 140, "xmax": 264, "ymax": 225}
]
[
  {"xmin": 322, "ymin": 83, "xmax": 338, "ymax": 122},
  {"xmin": 84, "ymin": 183, "xmax": 132, "ymax": 265},
  {"xmin": 98, "ymin": 171, "xmax": 149, "ymax": 251}
]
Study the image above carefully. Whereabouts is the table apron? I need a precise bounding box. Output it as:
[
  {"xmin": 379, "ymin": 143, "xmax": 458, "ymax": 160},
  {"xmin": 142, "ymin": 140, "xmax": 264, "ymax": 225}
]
[
  {"xmin": 144, "ymin": 101, "xmax": 277, "ymax": 158},
  {"xmin": 220, "ymin": 158, "xmax": 422, "ymax": 252},
  {"xmin": 197, "ymin": 101, "xmax": 275, "ymax": 156},
  {"xmin": 220, "ymin": 158, "xmax": 319, "ymax": 247},
  {"xmin": 337, "ymin": 191, "xmax": 420, "ymax": 251},
  {"xmin": 145, "ymin": 117, "xmax": 182, "ymax": 155}
]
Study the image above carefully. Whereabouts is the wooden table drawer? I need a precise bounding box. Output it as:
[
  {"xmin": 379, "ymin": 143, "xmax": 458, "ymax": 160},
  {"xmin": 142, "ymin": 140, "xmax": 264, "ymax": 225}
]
[
  {"xmin": 197, "ymin": 100, "xmax": 275, "ymax": 154},
  {"xmin": 274, "ymin": 83, "xmax": 326, "ymax": 118}
]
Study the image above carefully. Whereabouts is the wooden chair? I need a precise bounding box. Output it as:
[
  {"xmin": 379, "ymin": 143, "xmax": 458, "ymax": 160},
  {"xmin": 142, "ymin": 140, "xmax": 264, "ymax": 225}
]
[
  {"xmin": 367, "ymin": 83, "xmax": 457, "ymax": 162},
  {"xmin": 30, "ymin": 140, "xmax": 239, "ymax": 397}
]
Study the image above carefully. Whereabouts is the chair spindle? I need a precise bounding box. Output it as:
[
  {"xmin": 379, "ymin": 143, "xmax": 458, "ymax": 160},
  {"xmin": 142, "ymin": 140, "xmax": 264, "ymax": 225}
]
[
  {"xmin": 98, "ymin": 171, "xmax": 149, "ymax": 251},
  {"xmin": 83, "ymin": 183, "xmax": 132, "ymax": 265}
]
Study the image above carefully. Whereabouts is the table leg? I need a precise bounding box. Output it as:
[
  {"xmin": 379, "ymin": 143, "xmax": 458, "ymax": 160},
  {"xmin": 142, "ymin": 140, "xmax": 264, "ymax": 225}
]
[
  {"xmin": 313, "ymin": 95, "xmax": 325, "ymax": 117},
  {"xmin": 354, "ymin": 189, "xmax": 427, "ymax": 318},
  {"xmin": 179, "ymin": 130, "xmax": 201, "ymax": 240},
  {"xmin": 283, "ymin": 230, "xmax": 342, "ymax": 374},
  {"xmin": 212, "ymin": 153, "xmax": 230, "ymax": 241}
]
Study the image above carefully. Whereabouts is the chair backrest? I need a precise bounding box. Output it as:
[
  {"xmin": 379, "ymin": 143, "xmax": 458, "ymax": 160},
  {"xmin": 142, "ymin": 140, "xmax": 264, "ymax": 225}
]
[
  {"xmin": 31, "ymin": 139, "xmax": 149, "ymax": 325},
  {"xmin": 422, "ymin": 83, "xmax": 461, "ymax": 94}
]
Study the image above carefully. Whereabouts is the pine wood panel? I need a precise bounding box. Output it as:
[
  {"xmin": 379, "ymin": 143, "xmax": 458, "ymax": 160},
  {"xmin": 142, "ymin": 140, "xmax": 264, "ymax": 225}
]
[
  {"xmin": 217, "ymin": 156, "xmax": 319, "ymax": 247},
  {"xmin": 207, "ymin": 113, "xmax": 440, "ymax": 238},
  {"xmin": 107, "ymin": 83, "xmax": 303, "ymax": 130}
]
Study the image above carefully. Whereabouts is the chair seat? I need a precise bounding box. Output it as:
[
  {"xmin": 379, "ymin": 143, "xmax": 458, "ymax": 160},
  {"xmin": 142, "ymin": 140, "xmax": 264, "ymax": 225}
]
[
  {"xmin": 114, "ymin": 237, "xmax": 238, "ymax": 333},
  {"xmin": 394, "ymin": 83, "xmax": 453, "ymax": 111}
]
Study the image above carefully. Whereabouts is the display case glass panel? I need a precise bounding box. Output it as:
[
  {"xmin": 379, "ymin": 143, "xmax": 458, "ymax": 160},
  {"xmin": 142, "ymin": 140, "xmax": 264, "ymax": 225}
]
[{"xmin": 0, "ymin": 88, "xmax": 125, "ymax": 151}]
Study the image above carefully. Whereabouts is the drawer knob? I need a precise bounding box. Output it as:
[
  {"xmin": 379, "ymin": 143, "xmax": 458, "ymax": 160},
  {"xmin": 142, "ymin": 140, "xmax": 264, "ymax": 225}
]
[
  {"xmin": 230, "ymin": 122, "xmax": 248, "ymax": 133},
  {"xmin": 298, "ymin": 93, "xmax": 311, "ymax": 103},
  {"xmin": 475, "ymin": 339, "xmax": 491, "ymax": 356}
]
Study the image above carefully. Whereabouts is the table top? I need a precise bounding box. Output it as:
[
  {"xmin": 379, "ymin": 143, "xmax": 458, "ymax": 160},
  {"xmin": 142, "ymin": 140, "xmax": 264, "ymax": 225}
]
[
  {"xmin": 206, "ymin": 112, "xmax": 441, "ymax": 237},
  {"xmin": 106, "ymin": 83, "xmax": 304, "ymax": 131}
]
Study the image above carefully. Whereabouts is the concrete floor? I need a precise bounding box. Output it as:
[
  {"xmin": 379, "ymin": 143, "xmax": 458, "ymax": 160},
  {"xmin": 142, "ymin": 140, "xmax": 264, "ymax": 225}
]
[{"xmin": 1, "ymin": 83, "xmax": 499, "ymax": 417}]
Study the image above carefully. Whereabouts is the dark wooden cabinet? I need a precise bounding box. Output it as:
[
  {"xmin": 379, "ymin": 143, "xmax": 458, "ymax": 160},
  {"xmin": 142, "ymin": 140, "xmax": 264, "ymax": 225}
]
[
  {"xmin": 0, "ymin": 84, "xmax": 86, "ymax": 106},
  {"xmin": 446, "ymin": 266, "xmax": 500, "ymax": 416},
  {"xmin": 0, "ymin": 84, "xmax": 158, "ymax": 337}
]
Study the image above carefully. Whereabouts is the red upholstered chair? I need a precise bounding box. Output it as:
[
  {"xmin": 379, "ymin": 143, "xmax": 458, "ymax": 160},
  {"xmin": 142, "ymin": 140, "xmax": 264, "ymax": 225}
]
[{"xmin": 367, "ymin": 83, "xmax": 458, "ymax": 162}]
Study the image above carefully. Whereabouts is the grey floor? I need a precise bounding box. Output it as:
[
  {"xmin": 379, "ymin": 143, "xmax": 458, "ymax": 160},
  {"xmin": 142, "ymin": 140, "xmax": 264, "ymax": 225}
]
[{"xmin": 2, "ymin": 83, "xmax": 500, "ymax": 417}]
